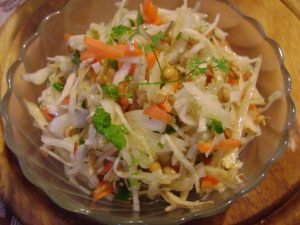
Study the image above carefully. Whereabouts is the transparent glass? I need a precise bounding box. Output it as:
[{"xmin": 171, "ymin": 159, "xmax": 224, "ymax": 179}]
[{"xmin": 0, "ymin": 0, "xmax": 295, "ymax": 224}]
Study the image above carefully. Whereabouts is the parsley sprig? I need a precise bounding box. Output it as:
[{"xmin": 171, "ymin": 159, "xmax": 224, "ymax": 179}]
[
  {"xmin": 110, "ymin": 25, "xmax": 132, "ymax": 42},
  {"xmin": 71, "ymin": 50, "xmax": 81, "ymax": 66},
  {"xmin": 211, "ymin": 57, "xmax": 230, "ymax": 73},
  {"xmin": 102, "ymin": 84, "xmax": 120, "ymax": 101},
  {"xmin": 139, "ymin": 31, "xmax": 165, "ymax": 74},
  {"xmin": 207, "ymin": 119, "xmax": 224, "ymax": 134},
  {"xmin": 187, "ymin": 56, "xmax": 208, "ymax": 77}
]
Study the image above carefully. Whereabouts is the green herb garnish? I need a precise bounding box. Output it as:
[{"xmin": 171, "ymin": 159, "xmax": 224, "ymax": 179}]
[
  {"xmin": 139, "ymin": 31, "xmax": 165, "ymax": 74},
  {"xmin": 187, "ymin": 56, "xmax": 207, "ymax": 77},
  {"xmin": 110, "ymin": 25, "xmax": 132, "ymax": 42},
  {"xmin": 129, "ymin": 178, "xmax": 140, "ymax": 187},
  {"xmin": 165, "ymin": 124, "xmax": 176, "ymax": 134},
  {"xmin": 108, "ymin": 59, "xmax": 119, "ymax": 70},
  {"xmin": 116, "ymin": 186, "xmax": 130, "ymax": 201},
  {"xmin": 71, "ymin": 50, "xmax": 81, "ymax": 66},
  {"xmin": 157, "ymin": 142, "xmax": 164, "ymax": 149},
  {"xmin": 207, "ymin": 119, "xmax": 224, "ymax": 134},
  {"xmin": 52, "ymin": 82, "xmax": 64, "ymax": 92},
  {"xmin": 137, "ymin": 12, "xmax": 144, "ymax": 26},
  {"xmin": 212, "ymin": 57, "xmax": 230, "ymax": 73},
  {"xmin": 88, "ymin": 29, "xmax": 99, "ymax": 39},
  {"xmin": 79, "ymin": 138, "xmax": 85, "ymax": 145},
  {"xmin": 92, "ymin": 107, "xmax": 127, "ymax": 150},
  {"xmin": 102, "ymin": 84, "xmax": 120, "ymax": 101},
  {"xmin": 129, "ymin": 19, "xmax": 135, "ymax": 27},
  {"xmin": 176, "ymin": 32, "xmax": 182, "ymax": 40}
]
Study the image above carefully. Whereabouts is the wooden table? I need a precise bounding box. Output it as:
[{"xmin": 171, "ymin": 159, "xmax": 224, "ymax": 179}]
[{"xmin": 0, "ymin": 0, "xmax": 300, "ymax": 224}]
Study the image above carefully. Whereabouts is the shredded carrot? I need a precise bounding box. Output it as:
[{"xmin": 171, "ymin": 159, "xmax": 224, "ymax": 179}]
[
  {"xmin": 143, "ymin": 0, "xmax": 163, "ymax": 25},
  {"xmin": 118, "ymin": 80, "xmax": 132, "ymax": 111},
  {"xmin": 227, "ymin": 71, "xmax": 238, "ymax": 85},
  {"xmin": 203, "ymin": 156, "xmax": 212, "ymax": 165},
  {"xmin": 85, "ymin": 37, "xmax": 125, "ymax": 58},
  {"xmin": 200, "ymin": 175, "xmax": 219, "ymax": 188},
  {"xmin": 93, "ymin": 181, "xmax": 113, "ymax": 201},
  {"xmin": 88, "ymin": 69, "xmax": 97, "ymax": 84},
  {"xmin": 117, "ymin": 43, "xmax": 143, "ymax": 57},
  {"xmin": 143, "ymin": 104, "xmax": 173, "ymax": 123},
  {"xmin": 102, "ymin": 160, "xmax": 113, "ymax": 174},
  {"xmin": 157, "ymin": 99, "xmax": 172, "ymax": 113},
  {"xmin": 249, "ymin": 104, "xmax": 258, "ymax": 112},
  {"xmin": 62, "ymin": 96, "xmax": 70, "ymax": 105},
  {"xmin": 146, "ymin": 51, "xmax": 158, "ymax": 71},
  {"xmin": 73, "ymin": 142, "xmax": 78, "ymax": 155},
  {"xmin": 80, "ymin": 48, "xmax": 104, "ymax": 61},
  {"xmin": 40, "ymin": 107, "xmax": 54, "ymax": 121},
  {"xmin": 118, "ymin": 61, "xmax": 136, "ymax": 75},
  {"xmin": 198, "ymin": 139, "xmax": 241, "ymax": 153}
]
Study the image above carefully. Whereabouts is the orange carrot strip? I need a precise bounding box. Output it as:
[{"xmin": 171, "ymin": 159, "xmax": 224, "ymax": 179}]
[
  {"xmin": 198, "ymin": 139, "xmax": 241, "ymax": 153},
  {"xmin": 102, "ymin": 160, "xmax": 113, "ymax": 174},
  {"xmin": 118, "ymin": 61, "xmax": 136, "ymax": 75},
  {"xmin": 85, "ymin": 37, "xmax": 125, "ymax": 58},
  {"xmin": 118, "ymin": 80, "xmax": 132, "ymax": 111},
  {"xmin": 73, "ymin": 142, "xmax": 78, "ymax": 155},
  {"xmin": 146, "ymin": 51, "xmax": 157, "ymax": 70},
  {"xmin": 143, "ymin": 104, "xmax": 173, "ymax": 124},
  {"xmin": 143, "ymin": 0, "xmax": 163, "ymax": 25},
  {"xmin": 157, "ymin": 99, "xmax": 172, "ymax": 113},
  {"xmin": 117, "ymin": 43, "xmax": 143, "ymax": 57},
  {"xmin": 88, "ymin": 69, "xmax": 97, "ymax": 84},
  {"xmin": 80, "ymin": 48, "xmax": 104, "ymax": 61},
  {"xmin": 200, "ymin": 175, "xmax": 219, "ymax": 188},
  {"xmin": 40, "ymin": 107, "xmax": 54, "ymax": 121},
  {"xmin": 62, "ymin": 96, "xmax": 70, "ymax": 105},
  {"xmin": 93, "ymin": 181, "xmax": 113, "ymax": 201}
]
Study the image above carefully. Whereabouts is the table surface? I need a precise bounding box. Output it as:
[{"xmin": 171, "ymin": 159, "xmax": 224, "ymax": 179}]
[{"xmin": 0, "ymin": 0, "xmax": 300, "ymax": 225}]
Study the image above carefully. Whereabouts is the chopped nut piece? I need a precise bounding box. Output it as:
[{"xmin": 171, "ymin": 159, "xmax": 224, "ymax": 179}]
[
  {"xmin": 163, "ymin": 66, "xmax": 179, "ymax": 80},
  {"xmin": 149, "ymin": 161, "xmax": 162, "ymax": 172},
  {"xmin": 163, "ymin": 166, "xmax": 177, "ymax": 174},
  {"xmin": 218, "ymin": 87, "xmax": 230, "ymax": 103}
]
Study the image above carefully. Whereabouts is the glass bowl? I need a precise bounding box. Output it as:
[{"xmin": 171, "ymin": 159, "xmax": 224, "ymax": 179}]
[{"xmin": 0, "ymin": 0, "xmax": 295, "ymax": 224}]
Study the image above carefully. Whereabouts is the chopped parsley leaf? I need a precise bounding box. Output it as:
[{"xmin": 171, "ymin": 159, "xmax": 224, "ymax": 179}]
[
  {"xmin": 79, "ymin": 138, "xmax": 85, "ymax": 145},
  {"xmin": 137, "ymin": 12, "xmax": 144, "ymax": 26},
  {"xmin": 92, "ymin": 107, "xmax": 127, "ymax": 150},
  {"xmin": 102, "ymin": 83, "xmax": 120, "ymax": 101},
  {"xmin": 52, "ymin": 82, "xmax": 64, "ymax": 92},
  {"xmin": 176, "ymin": 32, "xmax": 182, "ymax": 40},
  {"xmin": 165, "ymin": 125, "xmax": 176, "ymax": 134},
  {"xmin": 110, "ymin": 25, "xmax": 132, "ymax": 41},
  {"xmin": 71, "ymin": 50, "xmax": 81, "ymax": 66},
  {"xmin": 207, "ymin": 119, "xmax": 224, "ymax": 134},
  {"xmin": 108, "ymin": 59, "xmax": 119, "ymax": 70},
  {"xmin": 157, "ymin": 142, "xmax": 164, "ymax": 149},
  {"xmin": 116, "ymin": 186, "xmax": 130, "ymax": 201}
]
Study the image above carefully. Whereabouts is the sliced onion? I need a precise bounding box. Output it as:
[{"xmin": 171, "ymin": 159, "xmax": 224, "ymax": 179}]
[
  {"xmin": 125, "ymin": 110, "xmax": 167, "ymax": 133},
  {"xmin": 48, "ymin": 111, "xmax": 88, "ymax": 138},
  {"xmin": 23, "ymin": 66, "xmax": 54, "ymax": 85},
  {"xmin": 112, "ymin": 62, "xmax": 131, "ymax": 85}
]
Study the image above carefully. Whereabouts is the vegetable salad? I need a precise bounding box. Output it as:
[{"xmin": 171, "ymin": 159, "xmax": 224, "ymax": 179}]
[{"xmin": 23, "ymin": 0, "xmax": 280, "ymax": 212}]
